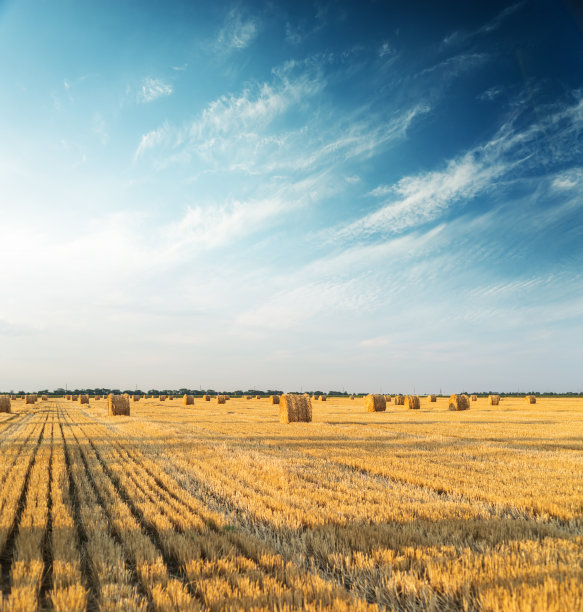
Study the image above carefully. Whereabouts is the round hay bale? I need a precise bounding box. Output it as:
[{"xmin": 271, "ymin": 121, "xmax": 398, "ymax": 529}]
[
  {"xmin": 427, "ymin": 395, "xmax": 436, "ymax": 403},
  {"xmin": 525, "ymin": 395, "xmax": 536, "ymax": 404},
  {"xmin": 406, "ymin": 395, "xmax": 420, "ymax": 410},
  {"xmin": 0, "ymin": 395, "xmax": 11, "ymax": 413},
  {"xmin": 394, "ymin": 394, "xmax": 405, "ymax": 405},
  {"xmin": 488, "ymin": 394, "xmax": 500, "ymax": 406},
  {"xmin": 364, "ymin": 394, "xmax": 386, "ymax": 412},
  {"xmin": 320, "ymin": 395, "xmax": 327, "ymax": 402},
  {"xmin": 449, "ymin": 394, "xmax": 470, "ymax": 411},
  {"xmin": 217, "ymin": 395, "xmax": 226, "ymax": 404},
  {"xmin": 203, "ymin": 395, "xmax": 210, "ymax": 401},
  {"xmin": 78, "ymin": 395, "xmax": 89, "ymax": 405},
  {"xmin": 24, "ymin": 394, "xmax": 36, "ymax": 405},
  {"xmin": 72, "ymin": 395, "xmax": 78, "ymax": 401},
  {"xmin": 183, "ymin": 394, "xmax": 194, "ymax": 405},
  {"xmin": 255, "ymin": 395, "xmax": 261, "ymax": 399},
  {"xmin": 349, "ymin": 395, "xmax": 355, "ymax": 400},
  {"xmin": 159, "ymin": 395, "xmax": 167, "ymax": 401},
  {"xmin": 385, "ymin": 395, "xmax": 392, "ymax": 403},
  {"xmin": 470, "ymin": 395, "xmax": 478, "ymax": 401},
  {"xmin": 270, "ymin": 395, "xmax": 280, "ymax": 405},
  {"xmin": 41, "ymin": 395, "xmax": 48, "ymax": 401},
  {"xmin": 108, "ymin": 394, "xmax": 130, "ymax": 416},
  {"xmin": 279, "ymin": 394, "xmax": 312, "ymax": 424}
]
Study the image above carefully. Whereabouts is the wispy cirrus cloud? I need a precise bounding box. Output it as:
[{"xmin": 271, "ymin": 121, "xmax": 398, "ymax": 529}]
[
  {"xmin": 330, "ymin": 91, "xmax": 583, "ymax": 242},
  {"xmin": 443, "ymin": 1, "xmax": 526, "ymax": 46},
  {"xmin": 216, "ymin": 8, "xmax": 260, "ymax": 53},
  {"xmin": 138, "ymin": 77, "xmax": 173, "ymax": 103},
  {"xmin": 134, "ymin": 122, "xmax": 172, "ymax": 161}
]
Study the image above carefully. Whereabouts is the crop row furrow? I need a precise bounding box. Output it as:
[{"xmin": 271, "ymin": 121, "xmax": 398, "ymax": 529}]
[
  {"xmin": 58, "ymin": 406, "xmax": 148, "ymax": 612},
  {"xmin": 59, "ymin": 405, "xmax": 196, "ymax": 611},
  {"xmin": 1, "ymin": 411, "xmax": 51, "ymax": 612},
  {"xmin": 72, "ymin": 407, "xmax": 371, "ymax": 611}
]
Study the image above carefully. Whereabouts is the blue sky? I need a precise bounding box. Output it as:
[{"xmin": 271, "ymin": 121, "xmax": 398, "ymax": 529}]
[{"xmin": 1, "ymin": 0, "xmax": 582, "ymax": 392}]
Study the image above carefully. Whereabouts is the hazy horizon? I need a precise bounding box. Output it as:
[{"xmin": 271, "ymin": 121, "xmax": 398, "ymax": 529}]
[{"xmin": 1, "ymin": 0, "xmax": 582, "ymax": 393}]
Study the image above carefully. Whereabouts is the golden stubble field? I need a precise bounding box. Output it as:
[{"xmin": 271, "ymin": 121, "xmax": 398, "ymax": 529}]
[{"xmin": 0, "ymin": 395, "xmax": 581, "ymax": 611}]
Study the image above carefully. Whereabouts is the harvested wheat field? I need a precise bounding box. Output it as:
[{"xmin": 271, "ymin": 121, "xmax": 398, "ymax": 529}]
[{"xmin": 0, "ymin": 395, "xmax": 582, "ymax": 611}]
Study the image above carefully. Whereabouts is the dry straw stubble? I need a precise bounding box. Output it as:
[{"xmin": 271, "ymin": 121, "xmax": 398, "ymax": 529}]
[
  {"xmin": 364, "ymin": 394, "xmax": 386, "ymax": 412},
  {"xmin": 279, "ymin": 393, "xmax": 312, "ymax": 423}
]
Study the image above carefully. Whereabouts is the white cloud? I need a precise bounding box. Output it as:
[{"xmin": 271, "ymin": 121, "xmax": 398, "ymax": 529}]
[
  {"xmin": 360, "ymin": 336, "xmax": 391, "ymax": 348},
  {"xmin": 165, "ymin": 196, "xmax": 288, "ymax": 252},
  {"xmin": 378, "ymin": 42, "xmax": 394, "ymax": 58},
  {"xmin": 330, "ymin": 92, "xmax": 583, "ymax": 242},
  {"xmin": 552, "ymin": 169, "xmax": 583, "ymax": 190},
  {"xmin": 216, "ymin": 9, "xmax": 259, "ymax": 53},
  {"xmin": 134, "ymin": 122, "xmax": 172, "ymax": 160},
  {"xmin": 138, "ymin": 77, "xmax": 173, "ymax": 103},
  {"xmin": 443, "ymin": 1, "xmax": 525, "ymax": 47},
  {"xmin": 478, "ymin": 86, "xmax": 503, "ymax": 102}
]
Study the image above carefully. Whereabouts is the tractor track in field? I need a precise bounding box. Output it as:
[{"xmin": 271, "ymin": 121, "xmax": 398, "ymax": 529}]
[
  {"xmin": 72, "ymin": 410, "xmax": 341, "ymax": 599},
  {"xmin": 57, "ymin": 406, "xmax": 102, "ymax": 612},
  {"xmin": 59, "ymin": 407, "xmax": 154, "ymax": 610},
  {"xmin": 39, "ymin": 417, "xmax": 54, "ymax": 611},
  {"xmin": 0, "ymin": 411, "xmax": 49, "ymax": 598},
  {"xmin": 60, "ymin": 405, "xmax": 200, "ymax": 608}
]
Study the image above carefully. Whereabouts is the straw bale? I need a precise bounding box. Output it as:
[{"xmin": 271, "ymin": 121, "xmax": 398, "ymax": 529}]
[
  {"xmin": 394, "ymin": 395, "xmax": 405, "ymax": 405},
  {"xmin": 349, "ymin": 395, "xmax": 355, "ymax": 400},
  {"xmin": 385, "ymin": 395, "xmax": 392, "ymax": 403},
  {"xmin": 488, "ymin": 394, "xmax": 500, "ymax": 406},
  {"xmin": 0, "ymin": 395, "xmax": 11, "ymax": 413},
  {"xmin": 525, "ymin": 395, "xmax": 536, "ymax": 404},
  {"xmin": 183, "ymin": 394, "xmax": 194, "ymax": 405},
  {"xmin": 72, "ymin": 395, "xmax": 78, "ymax": 401},
  {"xmin": 159, "ymin": 395, "xmax": 167, "ymax": 401},
  {"xmin": 270, "ymin": 395, "xmax": 280, "ymax": 405},
  {"xmin": 41, "ymin": 395, "xmax": 48, "ymax": 401},
  {"xmin": 24, "ymin": 394, "xmax": 36, "ymax": 405},
  {"xmin": 217, "ymin": 395, "xmax": 226, "ymax": 404},
  {"xmin": 203, "ymin": 395, "xmax": 211, "ymax": 401},
  {"xmin": 470, "ymin": 395, "xmax": 478, "ymax": 401},
  {"xmin": 132, "ymin": 395, "xmax": 140, "ymax": 402},
  {"xmin": 108, "ymin": 394, "xmax": 130, "ymax": 416},
  {"xmin": 449, "ymin": 394, "xmax": 470, "ymax": 411},
  {"xmin": 319, "ymin": 395, "xmax": 327, "ymax": 402},
  {"xmin": 406, "ymin": 395, "xmax": 420, "ymax": 410},
  {"xmin": 78, "ymin": 395, "xmax": 89, "ymax": 405},
  {"xmin": 279, "ymin": 394, "xmax": 312, "ymax": 424},
  {"xmin": 364, "ymin": 394, "xmax": 386, "ymax": 412},
  {"xmin": 427, "ymin": 395, "xmax": 436, "ymax": 402}
]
